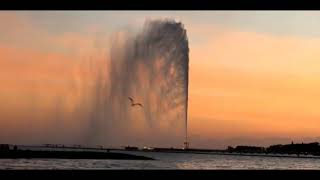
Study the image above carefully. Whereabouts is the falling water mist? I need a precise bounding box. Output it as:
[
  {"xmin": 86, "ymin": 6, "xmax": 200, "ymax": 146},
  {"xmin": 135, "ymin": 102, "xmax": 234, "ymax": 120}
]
[
  {"xmin": 78, "ymin": 19, "xmax": 190, "ymax": 148},
  {"xmin": 0, "ymin": 19, "xmax": 189, "ymax": 148}
]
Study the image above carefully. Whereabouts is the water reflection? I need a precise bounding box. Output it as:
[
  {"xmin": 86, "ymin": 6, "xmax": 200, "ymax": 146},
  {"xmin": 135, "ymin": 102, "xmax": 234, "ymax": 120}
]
[{"xmin": 1, "ymin": 151, "xmax": 320, "ymax": 169}]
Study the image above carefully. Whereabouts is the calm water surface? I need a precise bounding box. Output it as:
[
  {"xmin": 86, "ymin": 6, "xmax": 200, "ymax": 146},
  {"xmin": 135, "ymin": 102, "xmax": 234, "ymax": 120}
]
[{"xmin": 1, "ymin": 150, "xmax": 320, "ymax": 169}]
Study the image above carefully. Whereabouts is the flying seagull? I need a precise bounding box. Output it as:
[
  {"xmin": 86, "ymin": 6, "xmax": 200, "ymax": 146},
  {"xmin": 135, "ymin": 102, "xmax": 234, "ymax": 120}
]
[{"xmin": 128, "ymin": 97, "xmax": 143, "ymax": 107}]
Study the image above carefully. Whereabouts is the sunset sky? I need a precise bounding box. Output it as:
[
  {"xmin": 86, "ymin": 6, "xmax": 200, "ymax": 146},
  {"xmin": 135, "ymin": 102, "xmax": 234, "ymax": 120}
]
[{"xmin": 1, "ymin": 11, "xmax": 320, "ymax": 149}]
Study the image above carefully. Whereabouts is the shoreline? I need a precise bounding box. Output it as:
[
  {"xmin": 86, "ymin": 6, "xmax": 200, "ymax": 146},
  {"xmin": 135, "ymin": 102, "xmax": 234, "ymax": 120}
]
[
  {"xmin": 116, "ymin": 149, "xmax": 320, "ymax": 160},
  {"xmin": 2, "ymin": 145, "xmax": 320, "ymax": 160},
  {"xmin": 0, "ymin": 149, "xmax": 154, "ymax": 160}
]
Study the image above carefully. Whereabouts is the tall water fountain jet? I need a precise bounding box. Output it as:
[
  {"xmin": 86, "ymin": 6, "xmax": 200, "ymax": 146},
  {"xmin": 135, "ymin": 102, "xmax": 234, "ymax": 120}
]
[{"xmin": 84, "ymin": 19, "xmax": 189, "ymax": 148}]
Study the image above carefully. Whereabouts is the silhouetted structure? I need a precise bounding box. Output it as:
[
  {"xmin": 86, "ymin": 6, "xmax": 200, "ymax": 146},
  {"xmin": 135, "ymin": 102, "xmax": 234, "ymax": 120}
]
[
  {"xmin": 226, "ymin": 142, "xmax": 320, "ymax": 156},
  {"xmin": 228, "ymin": 146, "xmax": 265, "ymax": 153},
  {"xmin": 266, "ymin": 142, "xmax": 320, "ymax": 155},
  {"xmin": 227, "ymin": 146, "xmax": 234, "ymax": 152},
  {"xmin": 184, "ymin": 141, "xmax": 189, "ymax": 149}
]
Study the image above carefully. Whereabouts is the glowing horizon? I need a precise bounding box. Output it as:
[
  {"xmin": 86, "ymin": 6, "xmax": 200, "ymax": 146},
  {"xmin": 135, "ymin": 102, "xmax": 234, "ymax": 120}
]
[{"xmin": 1, "ymin": 11, "xmax": 320, "ymax": 149}]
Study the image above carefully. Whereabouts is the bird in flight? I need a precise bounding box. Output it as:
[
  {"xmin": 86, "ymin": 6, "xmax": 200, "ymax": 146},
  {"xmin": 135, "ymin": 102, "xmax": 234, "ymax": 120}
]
[{"xmin": 128, "ymin": 97, "xmax": 143, "ymax": 107}]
